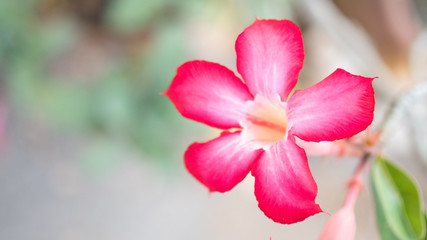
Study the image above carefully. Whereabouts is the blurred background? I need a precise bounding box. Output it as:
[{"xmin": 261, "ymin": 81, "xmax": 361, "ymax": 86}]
[{"xmin": 0, "ymin": 0, "xmax": 427, "ymax": 239}]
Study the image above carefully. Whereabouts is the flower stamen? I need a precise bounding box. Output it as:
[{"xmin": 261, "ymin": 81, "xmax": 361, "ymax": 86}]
[{"xmin": 240, "ymin": 95, "xmax": 288, "ymax": 149}]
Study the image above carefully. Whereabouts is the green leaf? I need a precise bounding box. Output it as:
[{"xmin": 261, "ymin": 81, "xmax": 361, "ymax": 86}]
[
  {"xmin": 371, "ymin": 156, "xmax": 426, "ymax": 239},
  {"xmin": 425, "ymin": 214, "xmax": 427, "ymax": 240}
]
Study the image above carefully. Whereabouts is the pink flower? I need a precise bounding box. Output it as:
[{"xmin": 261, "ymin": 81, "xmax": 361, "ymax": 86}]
[
  {"xmin": 319, "ymin": 177, "xmax": 362, "ymax": 240},
  {"xmin": 165, "ymin": 19, "xmax": 375, "ymax": 224}
]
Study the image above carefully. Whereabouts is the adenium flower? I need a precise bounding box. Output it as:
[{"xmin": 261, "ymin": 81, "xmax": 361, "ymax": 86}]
[{"xmin": 165, "ymin": 19, "xmax": 375, "ymax": 224}]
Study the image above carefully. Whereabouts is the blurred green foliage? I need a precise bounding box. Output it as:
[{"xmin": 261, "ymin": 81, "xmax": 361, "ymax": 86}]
[
  {"xmin": 371, "ymin": 156, "xmax": 426, "ymax": 240},
  {"xmin": 0, "ymin": 0, "xmax": 189, "ymax": 168},
  {"xmin": 0, "ymin": 0, "xmax": 294, "ymax": 171}
]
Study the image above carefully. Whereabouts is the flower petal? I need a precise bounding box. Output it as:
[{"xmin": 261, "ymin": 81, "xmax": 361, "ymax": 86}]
[
  {"xmin": 288, "ymin": 69, "xmax": 375, "ymax": 142},
  {"xmin": 185, "ymin": 131, "xmax": 263, "ymax": 193},
  {"xmin": 236, "ymin": 19, "xmax": 304, "ymax": 100},
  {"xmin": 165, "ymin": 60, "xmax": 253, "ymax": 129},
  {"xmin": 251, "ymin": 136, "xmax": 323, "ymax": 224}
]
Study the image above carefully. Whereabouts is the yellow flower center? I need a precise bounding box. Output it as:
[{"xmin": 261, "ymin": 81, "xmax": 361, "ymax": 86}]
[{"xmin": 240, "ymin": 95, "xmax": 288, "ymax": 149}]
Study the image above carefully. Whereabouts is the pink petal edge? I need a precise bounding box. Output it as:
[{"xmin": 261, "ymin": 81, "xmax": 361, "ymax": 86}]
[
  {"xmin": 287, "ymin": 68, "xmax": 375, "ymax": 142},
  {"xmin": 185, "ymin": 131, "xmax": 263, "ymax": 193},
  {"xmin": 165, "ymin": 60, "xmax": 253, "ymax": 129},
  {"xmin": 236, "ymin": 19, "xmax": 304, "ymax": 101},
  {"xmin": 251, "ymin": 136, "xmax": 323, "ymax": 224}
]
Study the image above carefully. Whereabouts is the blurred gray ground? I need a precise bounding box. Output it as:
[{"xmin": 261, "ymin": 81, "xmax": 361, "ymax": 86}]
[
  {"xmin": 2, "ymin": 85, "xmax": 426, "ymax": 240},
  {"xmin": 2, "ymin": 71, "xmax": 427, "ymax": 239},
  {"xmin": 0, "ymin": 107, "xmax": 380, "ymax": 240}
]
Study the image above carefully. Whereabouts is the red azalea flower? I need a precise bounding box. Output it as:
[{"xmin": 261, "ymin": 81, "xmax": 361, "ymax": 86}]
[{"xmin": 165, "ymin": 19, "xmax": 375, "ymax": 224}]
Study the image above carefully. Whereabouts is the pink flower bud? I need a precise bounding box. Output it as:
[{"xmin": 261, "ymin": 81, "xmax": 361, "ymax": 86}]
[
  {"xmin": 319, "ymin": 177, "xmax": 361, "ymax": 240},
  {"xmin": 319, "ymin": 205, "xmax": 356, "ymax": 240}
]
